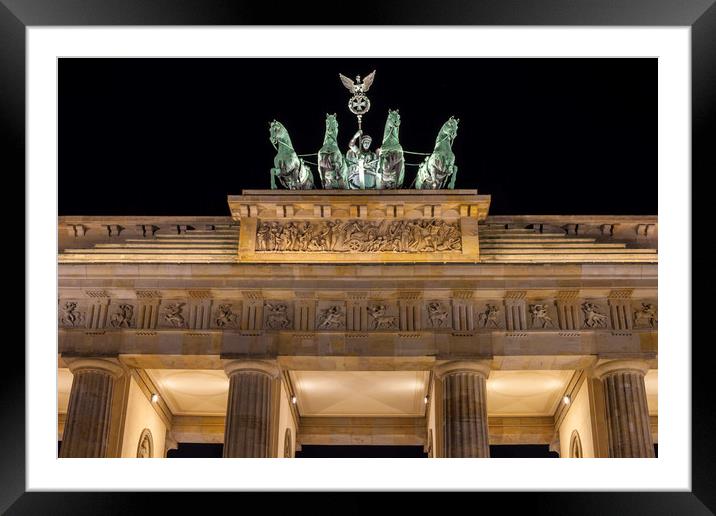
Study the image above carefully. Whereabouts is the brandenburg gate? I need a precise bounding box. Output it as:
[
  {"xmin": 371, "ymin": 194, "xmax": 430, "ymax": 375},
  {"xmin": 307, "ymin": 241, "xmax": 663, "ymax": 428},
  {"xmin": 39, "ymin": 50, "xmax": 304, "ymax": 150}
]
[{"xmin": 57, "ymin": 71, "xmax": 657, "ymax": 459}]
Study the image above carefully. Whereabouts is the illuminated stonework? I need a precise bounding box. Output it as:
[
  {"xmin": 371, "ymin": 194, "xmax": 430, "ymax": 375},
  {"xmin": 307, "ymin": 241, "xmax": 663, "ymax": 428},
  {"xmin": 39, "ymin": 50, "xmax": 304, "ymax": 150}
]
[{"xmin": 57, "ymin": 190, "xmax": 658, "ymax": 458}]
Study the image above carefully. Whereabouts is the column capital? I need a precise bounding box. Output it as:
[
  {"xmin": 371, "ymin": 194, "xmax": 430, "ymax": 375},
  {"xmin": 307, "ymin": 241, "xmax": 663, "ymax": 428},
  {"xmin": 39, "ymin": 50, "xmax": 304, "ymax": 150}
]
[
  {"xmin": 64, "ymin": 357, "xmax": 125, "ymax": 379},
  {"xmin": 434, "ymin": 360, "xmax": 491, "ymax": 379},
  {"xmin": 223, "ymin": 359, "xmax": 280, "ymax": 379},
  {"xmin": 593, "ymin": 359, "xmax": 650, "ymax": 380}
]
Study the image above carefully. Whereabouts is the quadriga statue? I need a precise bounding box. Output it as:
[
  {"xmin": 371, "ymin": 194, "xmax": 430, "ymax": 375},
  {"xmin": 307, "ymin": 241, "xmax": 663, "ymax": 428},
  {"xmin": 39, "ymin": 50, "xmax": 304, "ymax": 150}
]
[
  {"xmin": 416, "ymin": 116, "xmax": 459, "ymax": 189},
  {"xmin": 318, "ymin": 114, "xmax": 347, "ymax": 189},
  {"xmin": 269, "ymin": 120, "xmax": 315, "ymax": 190}
]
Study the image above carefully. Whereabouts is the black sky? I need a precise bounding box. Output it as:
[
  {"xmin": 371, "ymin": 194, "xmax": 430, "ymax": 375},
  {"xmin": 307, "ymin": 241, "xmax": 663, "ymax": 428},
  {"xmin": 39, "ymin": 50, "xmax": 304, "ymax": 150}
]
[{"xmin": 58, "ymin": 58, "xmax": 656, "ymax": 216}]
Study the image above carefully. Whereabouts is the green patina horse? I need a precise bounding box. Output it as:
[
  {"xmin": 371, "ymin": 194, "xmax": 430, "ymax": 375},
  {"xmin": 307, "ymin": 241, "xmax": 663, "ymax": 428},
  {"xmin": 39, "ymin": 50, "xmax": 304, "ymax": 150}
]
[
  {"xmin": 269, "ymin": 120, "xmax": 315, "ymax": 190},
  {"xmin": 317, "ymin": 114, "xmax": 347, "ymax": 189},
  {"xmin": 416, "ymin": 116, "xmax": 459, "ymax": 190},
  {"xmin": 376, "ymin": 109, "xmax": 405, "ymax": 189}
]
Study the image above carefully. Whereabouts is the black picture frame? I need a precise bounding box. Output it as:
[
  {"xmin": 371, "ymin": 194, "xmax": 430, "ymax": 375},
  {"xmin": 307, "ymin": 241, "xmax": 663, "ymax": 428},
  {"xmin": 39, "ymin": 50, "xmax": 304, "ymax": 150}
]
[{"xmin": 3, "ymin": 0, "xmax": 710, "ymax": 513}]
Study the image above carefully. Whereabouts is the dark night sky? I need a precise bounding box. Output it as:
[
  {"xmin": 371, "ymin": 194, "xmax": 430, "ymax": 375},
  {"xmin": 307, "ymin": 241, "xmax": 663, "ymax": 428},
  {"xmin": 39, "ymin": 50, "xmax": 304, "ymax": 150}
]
[{"xmin": 58, "ymin": 58, "xmax": 656, "ymax": 217}]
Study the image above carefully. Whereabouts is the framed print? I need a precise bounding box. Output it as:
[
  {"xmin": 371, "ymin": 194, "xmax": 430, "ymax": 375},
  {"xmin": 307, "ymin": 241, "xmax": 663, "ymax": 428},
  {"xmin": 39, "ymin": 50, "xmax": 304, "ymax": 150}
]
[{"xmin": 4, "ymin": 0, "xmax": 711, "ymax": 513}]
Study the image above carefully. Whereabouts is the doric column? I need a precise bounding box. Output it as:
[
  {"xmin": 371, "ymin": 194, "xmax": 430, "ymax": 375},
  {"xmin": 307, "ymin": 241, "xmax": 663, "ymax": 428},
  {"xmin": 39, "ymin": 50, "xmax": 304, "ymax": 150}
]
[
  {"xmin": 594, "ymin": 359, "xmax": 654, "ymax": 458},
  {"xmin": 435, "ymin": 360, "xmax": 491, "ymax": 457},
  {"xmin": 60, "ymin": 358, "xmax": 124, "ymax": 458},
  {"xmin": 223, "ymin": 360, "xmax": 280, "ymax": 458}
]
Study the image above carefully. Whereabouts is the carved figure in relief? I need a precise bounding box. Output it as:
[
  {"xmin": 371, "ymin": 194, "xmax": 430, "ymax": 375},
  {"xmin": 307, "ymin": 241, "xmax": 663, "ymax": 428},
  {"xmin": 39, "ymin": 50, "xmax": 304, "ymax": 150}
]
[
  {"xmin": 478, "ymin": 304, "xmax": 501, "ymax": 328},
  {"xmin": 109, "ymin": 304, "xmax": 134, "ymax": 328},
  {"xmin": 163, "ymin": 302, "xmax": 185, "ymax": 327},
  {"xmin": 426, "ymin": 302, "xmax": 449, "ymax": 328},
  {"xmin": 265, "ymin": 303, "xmax": 291, "ymax": 329},
  {"xmin": 582, "ymin": 302, "xmax": 608, "ymax": 328},
  {"xmin": 255, "ymin": 219, "xmax": 461, "ymax": 254},
  {"xmin": 137, "ymin": 430, "xmax": 153, "ymax": 458},
  {"xmin": 529, "ymin": 304, "xmax": 554, "ymax": 328},
  {"xmin": 367, "ymin": 304, "xmax": 398, "ymax": 330},
  {"xmin": 60, "ymin": 301, "xmax": 85, "ymax": 327},
  {"xmin": 634, "ymin": 303, "xmax": 657, "ymax": 328},
  {"xmin": 215, "ymin": 304, "xmax": 239, "ymax": 328},
  {"xmin": 318, "ymin": 305, "xmax": 346, "ymax": 329}
]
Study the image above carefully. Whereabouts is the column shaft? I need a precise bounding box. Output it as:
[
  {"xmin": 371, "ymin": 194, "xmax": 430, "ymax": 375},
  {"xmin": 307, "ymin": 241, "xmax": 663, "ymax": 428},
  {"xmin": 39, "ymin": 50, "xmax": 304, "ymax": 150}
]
[
  {"xmin": 439, "ymin": 363, "xmax": 490, "ymax": 458},
  {"xmin": 60, "ymin": 359, "xmax": 123, "ymax": 458},
  {"xmin": 602, "ymin": 370, "xmax": 654, "ymax": 457},
  {"xmin": 223, "ymin": 361, "xmax": 278, "ymax": 458}
]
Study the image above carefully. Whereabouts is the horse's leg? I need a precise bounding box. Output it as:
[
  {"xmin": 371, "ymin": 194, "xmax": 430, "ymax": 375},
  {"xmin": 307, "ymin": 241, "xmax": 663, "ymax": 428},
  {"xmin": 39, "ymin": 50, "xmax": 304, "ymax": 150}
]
[
  {"xmin": 448, "ymin": 165, "xmax": 458, "ymax": 189},
  {"xmin": 270, "ymin": 167, "xmax": 278, "ymax": 189}
]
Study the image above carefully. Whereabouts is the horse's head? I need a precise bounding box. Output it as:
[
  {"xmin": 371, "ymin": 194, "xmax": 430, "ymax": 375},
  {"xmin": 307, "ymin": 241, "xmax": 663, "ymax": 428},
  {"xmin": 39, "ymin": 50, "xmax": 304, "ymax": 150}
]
[
  {"xmin": 387, "ymin": 109, "xmax": 401, "ymax": 128},
  {"xmin": 442, "ymin": 116, "xmax": 459, "ymax": 138},
  {"xmin": 325, "ymin": 113, "xmax": 338, "ymax": 134},
  {"xmin": 269, "ymin": 120, "xmax": 286, "ymax": 146}
]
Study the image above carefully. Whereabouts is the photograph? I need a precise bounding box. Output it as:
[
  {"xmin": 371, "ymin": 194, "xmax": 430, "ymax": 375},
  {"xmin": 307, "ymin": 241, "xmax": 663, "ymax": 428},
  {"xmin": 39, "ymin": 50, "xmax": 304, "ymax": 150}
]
[{"xmin": 56, "ymin": 57, "xmax": 659, "ymax": 460}]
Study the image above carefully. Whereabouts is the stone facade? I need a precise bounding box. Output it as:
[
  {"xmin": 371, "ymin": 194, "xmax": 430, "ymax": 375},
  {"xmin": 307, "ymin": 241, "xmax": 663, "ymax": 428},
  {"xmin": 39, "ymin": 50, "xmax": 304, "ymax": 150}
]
[{"xmin": 57, "ymin": 191, "xmax": 658, "ymax": 458}]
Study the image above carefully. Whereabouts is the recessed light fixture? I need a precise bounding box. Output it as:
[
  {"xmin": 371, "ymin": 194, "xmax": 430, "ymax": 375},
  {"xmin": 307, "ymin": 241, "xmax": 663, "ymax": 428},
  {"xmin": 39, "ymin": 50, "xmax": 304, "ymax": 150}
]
[
  {"xmin": 291, "ymin": 395, "xmax": 297, "ymax": 405},
  {"xmin": 151, "ymin": 393, "xmax": 159, "ymax": 403},
  {"xmin": 562, "ymin": 394, "xmax": 571, "ymax": 405}
]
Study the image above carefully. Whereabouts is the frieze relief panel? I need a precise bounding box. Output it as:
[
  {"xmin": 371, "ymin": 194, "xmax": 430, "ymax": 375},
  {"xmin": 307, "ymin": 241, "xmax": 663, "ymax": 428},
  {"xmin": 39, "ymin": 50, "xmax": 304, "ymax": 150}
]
[
  {"xmin": 366, "ymin": 303, "xmax": 399, "ymax": 330},
  {"xmin": 633, "ymin": 300, "xmax": 657, "ymax": 329},
  {"xmin": 108, "ymin": 301, "xmax": 137, "ymax": 329},
  {"xmin": 316, "ymin": 301, "xmax": 347, "ymax": 331},
  {"xmin": 580, "ymin": 299, "xmax": 610, "ymax": 329},
  {"xmin": 528, "ymin": 301, "xmax": 557, "ymax": 330},
  {"xmin": 264, "ymin": 301, "xmax": 293, "ymax": 330},
  {"xmin": 255, "ymin": 219, "xmax": 462, "ymax": 253},
  {"xmin": 159, "ymin": 300, "xmax": 187, "ymax": 329},
  {"xmin": 212, "ymin": 302, "xmax": 242, "ymax": 329},
  {"xmin": 423, "ymin": 301, "xmax": 451, "ymax": 329},
  {"xmin": 474, "ymin": 302, "xmax": 505, "ymax": 330},
  {"xmin": 59, "ymin": 300, "xmax": 88, "ymax": 328},
  {"xmin": 58, "ymin": 292, "xmax": 657, "ymax": 334}
]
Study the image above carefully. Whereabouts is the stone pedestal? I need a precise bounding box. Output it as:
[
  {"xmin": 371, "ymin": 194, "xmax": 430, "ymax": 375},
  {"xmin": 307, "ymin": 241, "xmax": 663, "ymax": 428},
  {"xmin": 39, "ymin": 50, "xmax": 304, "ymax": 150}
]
[
  {"xmin": 222, "ymin": 360, "xmax": 280, "ymax": 458},
  {"xmin": 594, "ymin": 359, "xmax": 655, "ymax": 458},
  {"xmin": 59, "ymin": 358, "xmax": 124, "ymax": 458},
  {"xmin": 435, "ymin": 360, "xmax": 491, "ymax": 457}
]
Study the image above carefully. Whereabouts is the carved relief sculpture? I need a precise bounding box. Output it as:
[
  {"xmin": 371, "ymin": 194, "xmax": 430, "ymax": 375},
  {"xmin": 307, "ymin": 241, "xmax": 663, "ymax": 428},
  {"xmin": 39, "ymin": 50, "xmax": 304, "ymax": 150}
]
[
  {"xmin": 529, "ymin": 304, "xmax": 554, "ymax": 328},
  {"xmin": 60, "ymin": 301, "xmax": 85, "ymax": 327},
  {"xmin": 318, "ymin": 305, "xmax": 346, "ymax": 329},
  {"xmin": 582, "ymin": 302, "xmax": 608, "ymax": 328},
  {"xmin": 265, "ymin": 303, "xmax": 291, "ymax": 329},
  {"xmin": 215, "ymin": 304, "xmax": 240, "ymax": 328},
  {"xmin": 426, "ymin": 302, "xmax": 449, "ymax": 328},
  {"xmin": 634, "ymin": 303, "xmax": 657, "ymax": 328},
  {"xmin": 367, "ymin": 304, "xmax": 398, "ymax": 330},
  {"xmin": 477, "ymin": 304, "xmax": 501, "ymax": 328},
  {"xmin": 163, "ymin": 302, "xmax": 186, "ymax": 328},
  {"xmin": 109, "ymin": 304, "xmax": 135, "ymax": 328},
  {"xmin": 255, "ymin": 219, "xmax": 461, "ymax": 253},
  {"xmin": 136, "ymin": 428, "xmax": 154, "ymax": 458}
]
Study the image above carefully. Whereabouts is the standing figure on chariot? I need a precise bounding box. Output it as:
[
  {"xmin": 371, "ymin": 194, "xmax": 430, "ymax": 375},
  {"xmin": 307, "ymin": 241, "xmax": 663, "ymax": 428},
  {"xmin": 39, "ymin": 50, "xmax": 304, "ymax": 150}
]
[{"xmin": 345, "ymin": 130, "xmax": 380, "ymax": 189}]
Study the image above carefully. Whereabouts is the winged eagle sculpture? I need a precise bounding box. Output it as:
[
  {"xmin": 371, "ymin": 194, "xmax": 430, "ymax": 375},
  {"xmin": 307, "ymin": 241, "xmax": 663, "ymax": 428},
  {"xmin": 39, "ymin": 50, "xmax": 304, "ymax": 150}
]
[{"xmin": 339, "ymin": 70, "xmax": 376, "ymax": 95}]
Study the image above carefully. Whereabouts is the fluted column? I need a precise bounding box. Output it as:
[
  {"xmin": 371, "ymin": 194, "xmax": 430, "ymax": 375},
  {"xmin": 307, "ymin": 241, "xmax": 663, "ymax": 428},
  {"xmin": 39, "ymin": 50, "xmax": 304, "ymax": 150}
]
[
  {"xmin": 435, "ymin": 360, "xmax": 491, "ymax": 458},
  {"xmin": 594, "ymin": 360, "xmax": 654, "ymax": 458},
  {"xmin": 60, "ymin": 358, "xmax": 124, "ymax": 458},
  {"xmin": 223, "ymin": 360, "xmax": 279, "ymax": 458}
]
